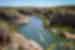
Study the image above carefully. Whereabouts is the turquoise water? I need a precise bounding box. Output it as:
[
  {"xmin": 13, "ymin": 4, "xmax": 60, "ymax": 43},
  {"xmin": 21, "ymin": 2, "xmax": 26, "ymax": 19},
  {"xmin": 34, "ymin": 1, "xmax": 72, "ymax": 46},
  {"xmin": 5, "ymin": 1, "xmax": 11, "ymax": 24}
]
[{"xmin": 17, "ymin": 16, "xmax": 53, "ymax": 49}]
